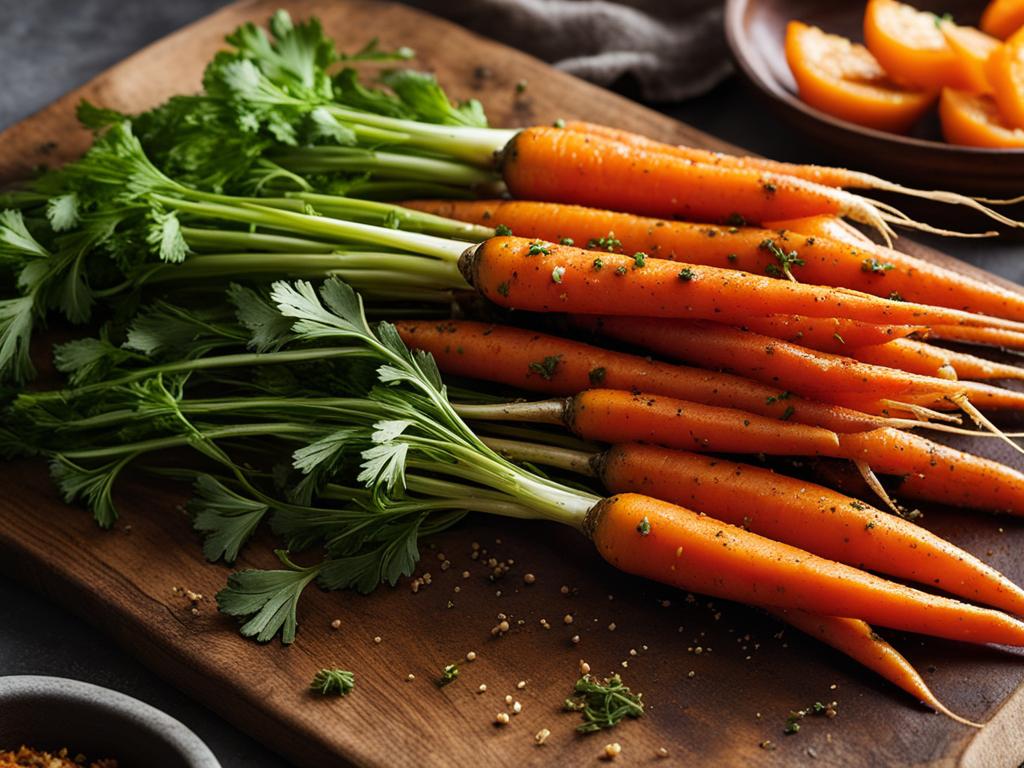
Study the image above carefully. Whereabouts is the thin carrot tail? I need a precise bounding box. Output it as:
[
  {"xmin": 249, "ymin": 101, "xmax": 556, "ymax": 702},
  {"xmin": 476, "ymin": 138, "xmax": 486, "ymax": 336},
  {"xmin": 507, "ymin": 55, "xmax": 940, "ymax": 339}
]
[
  {"xmin": 950, "ymin": 392, "xmax": 1024, "ymax": 457},
  {"xmin": 854, "ymin": 460, "xmax": 904, "ymax": 516},
  {"xmin": 927, "ymin": 699, "xmax": 983, "ymax": 728},
  {"xmin": 886, "ymin": 419, "xmax": 1024, "ymax": 438},
  {"xmin": 842, "ymin": 196, "xmax": 898, "ymax": 245},
  {"xmin": 975, "ymin": 193, "xmax": 1024, "ymax": 205},
  {"xmin": 874, "ymin": 202, "xmax": 999, "ymax": 239},
  {"xmin": 768, "ymin": 608, "xmax": 981, "ymax": 727},
  {"xmin": 879, "ymin": 399, "xmax": 963, "ymax": 423},
  {"xmin": 867, "ymin": 178, "xmax": 1024, "ymax": 229}
]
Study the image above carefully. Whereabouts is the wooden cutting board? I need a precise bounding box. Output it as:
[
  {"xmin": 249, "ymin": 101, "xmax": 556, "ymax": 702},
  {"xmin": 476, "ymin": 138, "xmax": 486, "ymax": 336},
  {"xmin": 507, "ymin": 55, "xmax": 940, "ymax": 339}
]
[{"xmin": 2, "ymin": 2, "xmax": 1024, "ymax": 766}]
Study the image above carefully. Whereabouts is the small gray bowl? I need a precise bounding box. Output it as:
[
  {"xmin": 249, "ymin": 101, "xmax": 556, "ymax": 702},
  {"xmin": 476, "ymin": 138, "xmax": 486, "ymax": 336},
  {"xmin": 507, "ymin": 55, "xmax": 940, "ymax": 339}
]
[{"xmin": 0, "ymin": 676, "xmax": 221, "ymax": 768}]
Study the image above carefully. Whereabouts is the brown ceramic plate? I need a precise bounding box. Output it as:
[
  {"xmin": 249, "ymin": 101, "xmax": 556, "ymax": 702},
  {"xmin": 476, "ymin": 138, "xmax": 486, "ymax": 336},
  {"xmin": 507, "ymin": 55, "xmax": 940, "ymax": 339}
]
[{"xmin": 724, "ymin": 0, "xmax": 1024, "ymax": 196}]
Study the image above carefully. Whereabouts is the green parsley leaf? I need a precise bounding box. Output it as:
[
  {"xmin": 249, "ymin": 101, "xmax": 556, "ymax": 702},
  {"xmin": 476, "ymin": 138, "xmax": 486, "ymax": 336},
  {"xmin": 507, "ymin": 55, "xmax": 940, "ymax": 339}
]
[
  {"xmin": 216, "ymin": 549, "xmax": 321, "ymax": 643},
  {"xmin": 189, "ymin": 474, "xmax": 269, "ymax": 563}
]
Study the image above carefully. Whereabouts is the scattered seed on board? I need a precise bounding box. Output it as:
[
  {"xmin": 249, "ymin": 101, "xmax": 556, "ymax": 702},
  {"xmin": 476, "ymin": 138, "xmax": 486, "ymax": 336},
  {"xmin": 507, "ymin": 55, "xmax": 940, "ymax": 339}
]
[
  {"xmin": 478, "ymin": 684, "xmax": 487, "ymax": 693},
  {"xmin": 656, "ymin": 747, "xmax": 670, "ymax": 759},
  {"xmin": 512, "ymin": 701, "xmax": 522, "ymax": 714},
  {"xmin": 330, "ymin": 619, "xmax": 341, "ymax": 630},
  {"xmin": 524, "ymin": 573, "xmax": 536, "ymax": 584},
  {"xmin": 466, "ymin": 651, "xmax": 477, "ymax": 662},
  {"xmin": 608, "ymin": 622, "xmax": 617, "ymax": 632},
  {"xmin": 563, "ymin": 614, "xmax": 574, "ymax": 625},
  {"xmin": 373, "ymin": 636, "xmax": 382, "ymax": 644},
  {"xmin": 535, "ymin": 728, "xmax": 551, "ymax": 746},
  {"xmin": 604, "ymin": 743, "xmax": 622, "ymax": 760},
  {"xmin": 495, "ymin": 712, "xmax": 510, "ymax": 726},
  {"xmin": 579, "ymin": 660, "xmax": 591, "ymax": 675},
  {"xmin": 406, "ymin": 674, "xmax": 415, "ymax": 682},
  {"xmin": 560, "ymin": 585, "xmax": 570, "ymax": 595},
  {"xmin": 571, "ymin": 634, "xmax": 581, "ymax": 645}
]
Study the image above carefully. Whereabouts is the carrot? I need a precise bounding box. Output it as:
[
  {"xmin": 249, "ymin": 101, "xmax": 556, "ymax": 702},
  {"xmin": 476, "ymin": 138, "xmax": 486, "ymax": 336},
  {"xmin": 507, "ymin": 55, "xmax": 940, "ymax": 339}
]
[
  {"xmin": 500, "ymin": 126, "xmax": 921, "ymax": 241},
  {"xmin": 940, "ymin": 346, "xmax": 1024, "ymax": 380},
  {"xmin": 596, "ymin": 443, "xmax": 1024, "ymax": 614},
  {"xmin": 586, "ymin": 493, "xmax": 1024, "ymax": 645},
  {"xmin": 394, "ymin": 319, "xmax": 888, "ymax": 433},
  {"xmin": 848, "ymin": 338, "xmax": 958, "ymax": 380},
  {"xmin": 409, "ymin": 199, "xmax": 1024, "ymax": 324},
  {"xmin": 460, "ymin": 389, "xmax": 843, "ymax": 457},
  {"xmin": 559, "ymin": 121, "xmax": 1017, "ymax": 229},
  {"xmin": 738, "ymin": 315, "xmax": 921, "ymax": 352},
  {"xmin": 854, "ymin": 338, "xmax": 1024, "ymax": 381},
  {"xmin": 585, "ymin": 315, "xmax": 1024, "ymax": 412},
  {"xmin": 769, "ymin": 215, "xmax": 1024, "ymax": 326},
  {"xmin": 461, "ymin": 236, "xmax": 1024, "ymax": 333},
  {"xmin": 928, "ymin": 324, "xmax": 1024, "ymax": 349},
  {"xmin": 839, "ymin": 428, "xmax": 1024, "ymax": 515},
  {"xmin": 766, "ymin": 608, "xmax": 978, "ymax": 724},
  {"xmin": 473, "ymin": 385, "xmax": 1024, "ymax": 514}
]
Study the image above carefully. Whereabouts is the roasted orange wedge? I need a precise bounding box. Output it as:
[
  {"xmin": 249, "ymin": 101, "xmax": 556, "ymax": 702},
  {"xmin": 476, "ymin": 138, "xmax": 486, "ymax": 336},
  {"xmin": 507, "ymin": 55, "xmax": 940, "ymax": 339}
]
[
  {"xmin": 864, "ymin": 0, "xmax": 968, "ymax": 89},
  {"xmin": 984, "ymin": 28, "xmax": 1024, "ymax": 127},
  {"xmin": 981, "ymin": 0, "xmax": 1024, "ymax": 39},
  {"xmin": 785, "ymin": 20, "xmax": 935, "ymax": 132},
  {"xmin": 941, "ymin": 22, "xmax": 1000, "ymax": 92},
  {"xmin": 939, "ymin": 87, "xmax": 1024, "ymax": 146}
]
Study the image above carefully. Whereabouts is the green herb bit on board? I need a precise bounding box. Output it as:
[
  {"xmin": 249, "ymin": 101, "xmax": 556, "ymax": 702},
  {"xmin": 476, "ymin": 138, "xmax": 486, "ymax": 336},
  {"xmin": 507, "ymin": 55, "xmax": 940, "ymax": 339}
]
[{"xmin": 311, "ymin": 668, "xmax": 356, "ymax": 696}]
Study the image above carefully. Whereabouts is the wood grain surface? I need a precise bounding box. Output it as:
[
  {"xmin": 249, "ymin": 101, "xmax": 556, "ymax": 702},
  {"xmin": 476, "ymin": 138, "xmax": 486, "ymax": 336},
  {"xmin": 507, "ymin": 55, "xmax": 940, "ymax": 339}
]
[{"xmin": 2, "ymin": 2, "xmax": 1024, "ymax": 766}]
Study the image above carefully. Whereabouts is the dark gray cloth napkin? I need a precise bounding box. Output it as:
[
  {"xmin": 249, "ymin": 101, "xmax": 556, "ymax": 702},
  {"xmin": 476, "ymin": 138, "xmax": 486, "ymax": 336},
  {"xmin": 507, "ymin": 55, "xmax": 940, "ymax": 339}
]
[{"xmin": 402, "ymin": 0, "xmax": 731, "ymax": 102}]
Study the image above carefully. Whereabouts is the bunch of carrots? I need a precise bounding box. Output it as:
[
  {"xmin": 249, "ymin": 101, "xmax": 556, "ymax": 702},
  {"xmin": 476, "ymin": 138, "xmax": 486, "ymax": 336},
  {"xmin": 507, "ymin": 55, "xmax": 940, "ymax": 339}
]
[{"xmin": 6, "ymin": 10, "xmax": 1024, "ymax": 731}]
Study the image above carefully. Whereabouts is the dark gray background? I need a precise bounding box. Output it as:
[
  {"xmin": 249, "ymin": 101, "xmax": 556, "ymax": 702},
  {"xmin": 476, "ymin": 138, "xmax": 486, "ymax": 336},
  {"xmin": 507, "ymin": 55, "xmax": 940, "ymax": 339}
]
[{"xmin": 0, "ymin": 2, "xmax": 1020, "ymax": 767}]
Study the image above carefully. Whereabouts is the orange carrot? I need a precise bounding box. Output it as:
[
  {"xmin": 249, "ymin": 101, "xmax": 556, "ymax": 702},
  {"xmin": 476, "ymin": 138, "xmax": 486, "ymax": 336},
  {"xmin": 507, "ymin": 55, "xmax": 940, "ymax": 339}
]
[
  {"xmin": 462, "ymin": 237, "xmax": 1024, "ymax": 333},
  {"xmin": 585, "ymin": 315, "xmax": 1024, "ymax": 412},
  {"xmin": 941, "ymin": 346, "xmax": 1024, "ymax": 380},
  {"xmin": 500, "ymin": 127, "xmax": 906, "ymax": 238},
  {"xmin": 560, "ymin": 120, "xmax": 1017, "ymax": 228},
  {"xmin": 839, "ymin": 428, "xmax": 1024, "ymax": 515},
  {"xmin": 472, "ymin": 385, "xmax": 1024, "ymax": 515},
  {"xmin": 766, "ymin": 608, "xmax": 977, "ymax": 724},
  {"xmin": 586, "ymin": 493, "xmax": 1024, "ymax": 645},
  {"xmin": 739, "ymin": 315, "xmax": 921, "ymax": 352},
  {"xmin": 848, "ymin": 338, "xmax": 958, "ymax": 380},
  {"xmin": 853, "ymin": 338, "xmax": 1024, "ymax": 381},
  {"xmin": 457, "ymin": 389, "xmax": 843, "ymax": 457},
  {"xmin": 565, "ymin": 389, "xmax": 840, "ymax": 456},
  {"xmin": 597, "ymin": 443, "xmax": 1024, "ymax": 614},
  {"xmin": 410, "ymin": 200, "xmax": 1024, "ymax": 324},
  {"xmin": 928, "ymin": 324, "xmax": 1024, "ymax": 350},
  {"xmin": 394, "ymin": 319, "xmax": 886, "ymax": 433},
  {"xmin": 767, "ymin": 214, "xmax": 1024, "ymax": 323}
]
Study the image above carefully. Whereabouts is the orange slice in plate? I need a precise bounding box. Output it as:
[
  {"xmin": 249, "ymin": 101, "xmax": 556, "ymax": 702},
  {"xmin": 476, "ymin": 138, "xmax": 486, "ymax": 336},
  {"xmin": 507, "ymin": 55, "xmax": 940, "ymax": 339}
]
[
  {"xmin": 984, "ymin": 28, "xmax": 1024, "ymax": 127},
  {"xmin": 981, "ymin": 0, "xmax": 1024, "ymax": 39},
  {"xmin": 785, "ymin": 20, "xmax": 935, "ymax": 132},
  {"xmin": 939, "ymin": 87, "xmax": 1024, "ymax": 147},
  {"xmin": 941, "ymin": 22, "xmax": 1000, "ymax": 92},
  {"xmin": 864, "ymin": 0, "xmax": 967, "ymax": 89}
]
